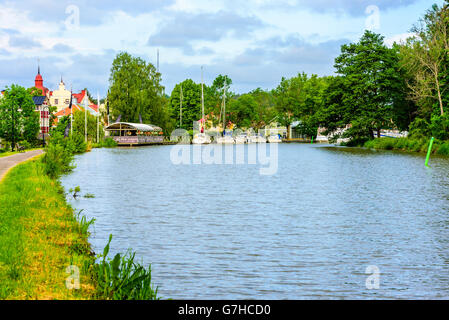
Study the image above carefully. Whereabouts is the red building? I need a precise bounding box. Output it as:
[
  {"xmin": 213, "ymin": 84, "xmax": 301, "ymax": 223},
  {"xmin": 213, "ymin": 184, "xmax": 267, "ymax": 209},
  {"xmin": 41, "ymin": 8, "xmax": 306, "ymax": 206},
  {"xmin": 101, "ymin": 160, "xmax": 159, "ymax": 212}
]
[{"xmin": 34, "ymin": 65, "xmax": 50, "ymax": 97}]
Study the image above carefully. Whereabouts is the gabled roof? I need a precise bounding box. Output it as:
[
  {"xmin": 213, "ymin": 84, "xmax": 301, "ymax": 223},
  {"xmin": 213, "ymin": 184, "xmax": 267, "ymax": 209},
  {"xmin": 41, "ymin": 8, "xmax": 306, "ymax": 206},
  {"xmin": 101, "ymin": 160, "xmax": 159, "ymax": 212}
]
[{"xmin": 72, "ymin": 90, "xmax": 86, "ymax": 104}]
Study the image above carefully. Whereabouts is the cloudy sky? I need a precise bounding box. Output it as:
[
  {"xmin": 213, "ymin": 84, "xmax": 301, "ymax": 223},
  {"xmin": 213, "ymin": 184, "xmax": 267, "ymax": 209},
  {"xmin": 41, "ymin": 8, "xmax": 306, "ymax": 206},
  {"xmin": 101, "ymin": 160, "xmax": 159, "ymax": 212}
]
[{"xmin": 0, "ymin": 0, "xmax": 444, "ymax": 97}]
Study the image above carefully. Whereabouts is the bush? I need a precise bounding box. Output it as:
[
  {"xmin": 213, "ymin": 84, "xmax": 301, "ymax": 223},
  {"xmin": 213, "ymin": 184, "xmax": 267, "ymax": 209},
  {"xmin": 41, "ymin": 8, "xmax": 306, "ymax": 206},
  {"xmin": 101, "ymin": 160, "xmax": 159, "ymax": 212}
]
[
  {"xmin": 430, "ymin": 114, "xmax": 449, "ymax": 140},
  {"xmin": 41, "ymin": 142, "xmax": 75, "ymax": 179},
  {"xmin": 437, "ymin": 141, "xmax": 449, "ymax": 155},
  {"xmin": 409, "ymin": 117, "xmax": 431, "ymax": 139},
  {"xmin": 101, "ymin": 137, "xmax": 118, "ymax": 148}
]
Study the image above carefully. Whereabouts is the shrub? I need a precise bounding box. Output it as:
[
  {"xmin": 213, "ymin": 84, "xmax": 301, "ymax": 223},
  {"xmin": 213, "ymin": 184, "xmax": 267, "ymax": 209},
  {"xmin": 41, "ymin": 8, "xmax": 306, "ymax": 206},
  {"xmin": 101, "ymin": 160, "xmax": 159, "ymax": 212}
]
[
  {"xmin": 437, "ymin": 141, "xmax": 449, "ymax": 155},
  {"xmin": 430, "ymin": 114, "xmax": 449, "ymax": 140},
  {"xmin": 101, "ymin": 137, "xmax": 118, "ymax": 148},
  {"xmin": 41, "ymin": 142, "xmax": 75, "ymax": 179},
  {"xmin": 409, "ymin": 117, "xmax": 431, "ymax": 139}
]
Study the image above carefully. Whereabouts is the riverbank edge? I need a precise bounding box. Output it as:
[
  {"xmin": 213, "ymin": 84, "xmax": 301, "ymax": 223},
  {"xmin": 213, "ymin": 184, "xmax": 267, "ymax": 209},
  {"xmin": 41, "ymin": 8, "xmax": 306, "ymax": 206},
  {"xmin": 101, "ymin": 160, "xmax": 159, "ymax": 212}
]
[
  {"xmin": 0, "ymin": 155, "xmax": 96, "ymax": 299},
  {"xmin": 361, "ymin": 137, "xmax": 449, "ymax": 156}
]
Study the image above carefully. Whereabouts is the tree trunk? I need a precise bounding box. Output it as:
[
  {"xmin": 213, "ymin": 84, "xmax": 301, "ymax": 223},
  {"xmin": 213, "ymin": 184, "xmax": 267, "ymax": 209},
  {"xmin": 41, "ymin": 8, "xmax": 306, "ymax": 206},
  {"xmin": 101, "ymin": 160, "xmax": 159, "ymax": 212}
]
[
  {"xmin": 377, "ymin": 128, "xmax": 381, "ymax": 138},
  {"xmin": 287, "ymin": 124, "xmax": 291, "ymax": 140},
  {"xmin": 435, "ymin": 71, "xmax": 444, "ymax": 116}
]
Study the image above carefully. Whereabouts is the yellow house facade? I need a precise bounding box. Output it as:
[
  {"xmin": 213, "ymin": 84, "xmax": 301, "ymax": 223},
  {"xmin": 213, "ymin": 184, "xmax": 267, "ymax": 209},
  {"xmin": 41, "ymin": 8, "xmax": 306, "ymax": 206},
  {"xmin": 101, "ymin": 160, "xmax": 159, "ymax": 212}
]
[{"xmin": 49, "ymin": 79, "xmax": 72, "ymax": 112}]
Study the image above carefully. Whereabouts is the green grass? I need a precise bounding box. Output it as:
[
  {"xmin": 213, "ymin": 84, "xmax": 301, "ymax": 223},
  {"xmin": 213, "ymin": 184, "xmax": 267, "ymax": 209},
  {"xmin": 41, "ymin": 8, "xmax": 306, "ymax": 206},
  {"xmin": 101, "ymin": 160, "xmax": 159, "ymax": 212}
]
[
  {"xmin": 363, "ymin": 137, "xmax": 449, "ymax": 155},
  {"xmin": 0, "ymin": 158, "xmax": 95, "ymax": 299},
  {"xmin": 0, "ymin": 155, "xmax": 160, "ymax": 300}
]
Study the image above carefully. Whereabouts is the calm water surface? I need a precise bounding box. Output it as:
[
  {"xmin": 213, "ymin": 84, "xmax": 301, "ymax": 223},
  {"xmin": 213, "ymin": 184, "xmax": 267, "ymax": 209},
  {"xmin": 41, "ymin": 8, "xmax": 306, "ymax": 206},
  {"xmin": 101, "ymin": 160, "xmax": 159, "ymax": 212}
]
[{"xmin": 60, "ymin": 144, "xmax": 449, "ymax": 299}]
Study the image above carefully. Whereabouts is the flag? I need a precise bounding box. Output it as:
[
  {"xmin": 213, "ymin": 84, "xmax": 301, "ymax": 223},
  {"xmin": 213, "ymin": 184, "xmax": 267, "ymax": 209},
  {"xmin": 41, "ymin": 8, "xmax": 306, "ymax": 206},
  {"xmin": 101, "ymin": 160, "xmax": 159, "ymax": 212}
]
[
  {"xmin": 106, "ymin": 91, "xmax": 110, "ymax": 115},
  {"xmin": 64, "ymin": 119, "xmax": 71, "ymax": 137},
  {"xmin": 68, "ymin": 90, "xmax": 73, "ymax": 109}
]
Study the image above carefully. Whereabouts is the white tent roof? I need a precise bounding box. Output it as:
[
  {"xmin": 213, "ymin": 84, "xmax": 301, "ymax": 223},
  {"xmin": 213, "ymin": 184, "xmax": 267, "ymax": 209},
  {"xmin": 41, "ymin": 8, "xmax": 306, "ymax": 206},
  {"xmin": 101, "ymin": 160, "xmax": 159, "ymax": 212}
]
[{"xmin": 105, "ymin": 122, "xmax": 162, "ymax": 132}]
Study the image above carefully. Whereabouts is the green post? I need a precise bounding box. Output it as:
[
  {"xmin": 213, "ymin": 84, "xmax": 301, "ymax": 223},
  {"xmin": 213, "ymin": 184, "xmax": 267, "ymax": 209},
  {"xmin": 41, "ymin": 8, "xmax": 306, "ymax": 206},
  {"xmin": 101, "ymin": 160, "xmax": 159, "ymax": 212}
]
[
  {"xmin": 311, "ymin": 136, "xmax": 314, "ymax": 144},
  {"xmin": 425, "ymin": 137, "xmax": 435, "ymax": 167}
]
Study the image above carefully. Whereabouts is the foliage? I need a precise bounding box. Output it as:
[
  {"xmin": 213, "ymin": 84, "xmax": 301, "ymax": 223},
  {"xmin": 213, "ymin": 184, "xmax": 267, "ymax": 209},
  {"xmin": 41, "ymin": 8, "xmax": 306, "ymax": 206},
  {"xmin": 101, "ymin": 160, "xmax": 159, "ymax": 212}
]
[
  {"xmin": 429, "ymin": 113, "xmax": 449, "ymax": 140},
  {"xmin": 0, "ymin": 85, "xmax": 40, "ymax": 151},
  {"xmin": 92, "ymin": 235, "xmax": 159, "ymax": 300},
  {"xmin": 332, "ymin": 31, "xmax": 403, "ymax": 140},
  {"xmin": 41, "ymin": 138, "xmax": 75, "ymax": 179},
  {"xmin": 109, "ymin": 52, "xmax": 168, "ymax": 128},
  {"xmin": 169, "ymin": 79, "xmax": 201, "ymax": 130},
  {"xmin": 72, "ymin": 110, "xmax": 104, "ymax": 143}
]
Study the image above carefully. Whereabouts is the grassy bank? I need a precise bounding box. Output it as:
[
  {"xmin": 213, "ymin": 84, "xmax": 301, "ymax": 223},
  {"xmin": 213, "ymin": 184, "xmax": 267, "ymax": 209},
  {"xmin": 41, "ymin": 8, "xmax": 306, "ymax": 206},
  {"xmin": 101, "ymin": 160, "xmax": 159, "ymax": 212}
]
[
  {"xmin": 0, "ymin": 157, "xmax": 95, "ymax": 299},
  {"xmin": 363, "ymin": 137, "xmax": 449, "ymax": 155}
]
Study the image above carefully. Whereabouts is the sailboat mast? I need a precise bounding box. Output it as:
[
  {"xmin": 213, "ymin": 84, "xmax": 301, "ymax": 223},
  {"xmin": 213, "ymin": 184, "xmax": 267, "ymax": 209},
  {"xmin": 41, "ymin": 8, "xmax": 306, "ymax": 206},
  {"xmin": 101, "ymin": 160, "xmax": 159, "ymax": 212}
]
[
  {"xmin": 180, "ymin": 85, "xmax": 183, "ymax": 127},
  {"xmin": 201, "ymin": 66, "xmax": 205, "ymax": 132},
  {"xmin": 97, "ymin": 92, "xmax": 100, "ymax": 143},
  {"xmin": 222, "ymin": 86, "xmax": 227, "ymax": 133}
]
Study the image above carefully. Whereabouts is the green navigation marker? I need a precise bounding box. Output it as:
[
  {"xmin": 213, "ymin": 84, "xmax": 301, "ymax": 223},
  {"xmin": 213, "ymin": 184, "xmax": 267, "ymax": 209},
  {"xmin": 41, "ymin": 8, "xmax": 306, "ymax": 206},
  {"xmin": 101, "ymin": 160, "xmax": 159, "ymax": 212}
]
[{"xmin": 425, "ymin": 137, "xmax": 434, "ymax": 167}]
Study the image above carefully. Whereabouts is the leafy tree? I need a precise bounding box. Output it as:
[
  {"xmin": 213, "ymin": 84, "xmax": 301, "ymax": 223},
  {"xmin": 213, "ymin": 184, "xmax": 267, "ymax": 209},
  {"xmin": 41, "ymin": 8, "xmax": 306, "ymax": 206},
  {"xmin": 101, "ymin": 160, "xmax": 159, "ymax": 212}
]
[
  {"xmin": 27, "ymin": 87, "xmax": 43, "ymax": 97},
  {"xmin": 332, "ymin": 30, "xmax": 403, "ymax": 140},
  {"xmin": 399, "ymin": 2, "xmax": 449, "ymax": 117},
  {"xmin": 248, "ymin": 88, "xmax": 277, "ymax": 129},
  {"xmin": 169, "ymin": 79, "xmax": 201, "ymax": 130},
  {"xmin": 228, "ymin": 94, "xmax": 259, "ymax": 129},
  {"xmin": 109, "ymin": 52, "xmax": 166, "ymax": 126},
  {"xmin": 0, "ymin": 85, "xmax": 40, "ymax": 151}
]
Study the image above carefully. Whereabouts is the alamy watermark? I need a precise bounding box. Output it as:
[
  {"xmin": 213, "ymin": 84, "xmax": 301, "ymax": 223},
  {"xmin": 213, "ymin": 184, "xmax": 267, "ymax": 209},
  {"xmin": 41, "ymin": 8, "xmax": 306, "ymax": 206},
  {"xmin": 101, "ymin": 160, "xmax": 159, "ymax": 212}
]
[
  {"xmin": 65, "ymin": 265, "xmax": 80, "ymax": 290},
  {"xmin": 169, "ymin": 129, "xmax": 279, "ymax": 176},
  {"xmin": 65, "ymin": 5, "xmax": 80, "ymax": 31},
  {"xmin": 365, "ymin": 265, "xmax": 380, "ymax": 290},
  {"xmin": 365, "ymin": 5, "xmax": 380, "ymax": 31}
]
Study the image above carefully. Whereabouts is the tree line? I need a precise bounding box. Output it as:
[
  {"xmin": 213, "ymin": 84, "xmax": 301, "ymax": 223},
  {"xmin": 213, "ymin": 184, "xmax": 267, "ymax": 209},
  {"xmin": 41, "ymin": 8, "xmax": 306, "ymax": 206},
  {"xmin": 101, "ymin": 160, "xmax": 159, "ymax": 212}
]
[{"xmin": 107, "ymin": 2, "xmax": 448, "ymax": 144}]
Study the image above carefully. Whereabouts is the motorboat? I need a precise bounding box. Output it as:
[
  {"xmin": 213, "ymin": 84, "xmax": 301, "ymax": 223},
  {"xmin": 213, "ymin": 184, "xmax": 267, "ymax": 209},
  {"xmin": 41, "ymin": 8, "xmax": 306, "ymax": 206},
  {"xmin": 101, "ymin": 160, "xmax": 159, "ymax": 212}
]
[
  {"xmin": 192, "ymin": 133, "xmax": 211, "ymax": 144},
  {"xmin": 267, "ymin": 134, "xmax": 282, "ymax": 143},
  {"xmin": 248, "ymin": 135, "xmax": 267, "ymax": 143},
  {"xmin": 234, "ymin": 134, "xmax": 247, "ymax": 144},
  {"xmin": 216, "ymin": 135, "xmax": 235, "ymax": 144}
]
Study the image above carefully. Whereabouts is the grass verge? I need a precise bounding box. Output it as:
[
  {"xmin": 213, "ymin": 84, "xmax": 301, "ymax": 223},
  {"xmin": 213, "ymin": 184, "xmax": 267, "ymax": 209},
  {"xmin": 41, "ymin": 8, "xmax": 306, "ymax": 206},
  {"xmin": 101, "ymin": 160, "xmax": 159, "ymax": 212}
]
[{"xmin": 0, "ymin": 157, "xmax": 95, "ymax": 299}]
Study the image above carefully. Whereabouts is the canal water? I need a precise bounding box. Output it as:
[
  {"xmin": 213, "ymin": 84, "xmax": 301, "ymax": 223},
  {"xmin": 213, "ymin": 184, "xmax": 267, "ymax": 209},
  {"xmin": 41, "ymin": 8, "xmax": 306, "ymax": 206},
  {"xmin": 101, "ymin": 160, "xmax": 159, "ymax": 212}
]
[{"xmin": 60, "ymin": 144, "xmax": 449, "ymax": 299}]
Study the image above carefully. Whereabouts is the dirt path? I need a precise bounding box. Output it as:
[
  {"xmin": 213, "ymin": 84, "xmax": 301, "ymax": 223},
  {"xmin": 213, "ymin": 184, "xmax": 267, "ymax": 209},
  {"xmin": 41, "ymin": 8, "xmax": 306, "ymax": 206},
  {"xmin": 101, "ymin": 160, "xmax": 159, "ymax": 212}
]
[{"xmin": 0, "ymin": 149, "xmax": 44, "ymax": 182}]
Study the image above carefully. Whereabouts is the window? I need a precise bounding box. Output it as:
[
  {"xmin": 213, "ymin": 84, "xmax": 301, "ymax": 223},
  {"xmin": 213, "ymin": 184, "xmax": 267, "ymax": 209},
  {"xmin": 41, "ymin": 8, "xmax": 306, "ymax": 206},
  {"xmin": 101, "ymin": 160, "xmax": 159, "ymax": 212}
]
[
  {"xmin": 65, "ymin": 99, "xmax": 70, "ymax": 104},
  {"xmin": 55, "ymin": 99, "xmax": 59, "ymax": 104}
]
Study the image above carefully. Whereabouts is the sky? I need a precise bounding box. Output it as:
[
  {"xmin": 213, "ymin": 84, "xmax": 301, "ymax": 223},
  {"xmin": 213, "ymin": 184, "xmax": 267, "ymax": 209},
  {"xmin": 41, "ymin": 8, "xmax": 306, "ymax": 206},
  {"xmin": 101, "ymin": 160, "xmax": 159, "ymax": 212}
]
[{"xmin": 0, "ymin": 0, "xmax": 445, "ymax": 97}]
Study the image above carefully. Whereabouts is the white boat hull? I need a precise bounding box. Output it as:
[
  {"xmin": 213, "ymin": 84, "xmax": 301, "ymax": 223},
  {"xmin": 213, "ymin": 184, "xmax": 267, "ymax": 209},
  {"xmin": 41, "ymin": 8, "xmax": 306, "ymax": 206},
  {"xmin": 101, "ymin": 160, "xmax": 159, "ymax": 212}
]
[
  {"xmin": 216, "ymin": 136, "xmax": 235, "ymax": 144},
  {"xmin": 248, "ymin": 136, "xmax": 267, "ymax": 143},
  {"xmin": 192, "ymin": 134, "xmax": 211, "ymax": 144}
]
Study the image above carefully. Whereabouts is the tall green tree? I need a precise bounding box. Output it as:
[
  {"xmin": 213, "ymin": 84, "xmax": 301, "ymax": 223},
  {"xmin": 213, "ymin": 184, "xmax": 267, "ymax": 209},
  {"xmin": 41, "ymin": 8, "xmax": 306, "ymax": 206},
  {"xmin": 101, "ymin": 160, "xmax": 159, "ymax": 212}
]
[
  {"xmin": 0, "ymin": 85, "xmax": 40, "ymax": 151},
  {"xmin": 228, "ymin": 94, "xmax": 259, "ymax": 129},
  {"xmin": 169, "ymin": 79, "xmax": 201, "ymax": 130},
  {"xmin": 109, "ymin": 52, "xmax": 166, "ymax": 126},
  {"xmin": 332, "ymin": 30, "xmax": 403, "ymax": 140}
]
